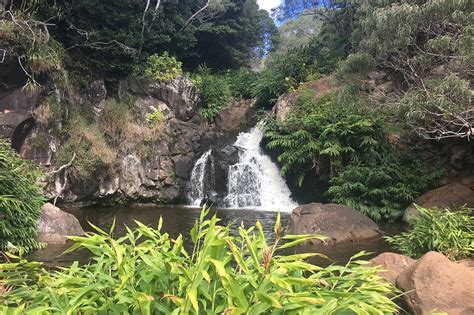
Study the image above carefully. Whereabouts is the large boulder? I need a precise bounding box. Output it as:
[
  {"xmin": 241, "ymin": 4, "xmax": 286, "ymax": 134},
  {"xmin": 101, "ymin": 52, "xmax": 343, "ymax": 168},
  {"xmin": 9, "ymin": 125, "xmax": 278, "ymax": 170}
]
[
  {"xmin": 288, "ymin": 203, "xmax": 381, "ymax": 244},
  {"xmin": 396, "ymin": 251, "xmax": 474, "ymax": 315},
  {"xmin": 36, "ymin": 203, "xmax": 84, "ymax": 244},
  {"xmin": 148, "ymin": 76, "xmax": 200, "ymax": 121},
  {"xmin": 370, "ymin": 252, "xmax": 416, "ymax": 285},
  {"xmin": 403, "ymin": 176, "xmax": 474, "ymax": 224}
]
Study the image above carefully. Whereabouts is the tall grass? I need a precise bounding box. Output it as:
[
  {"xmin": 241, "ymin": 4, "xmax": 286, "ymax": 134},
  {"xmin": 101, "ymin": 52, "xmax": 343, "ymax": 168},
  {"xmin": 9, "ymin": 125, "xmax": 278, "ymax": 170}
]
[{"xmin": 0, "ymin": 206, "xmax": 399, "ymax": 314}]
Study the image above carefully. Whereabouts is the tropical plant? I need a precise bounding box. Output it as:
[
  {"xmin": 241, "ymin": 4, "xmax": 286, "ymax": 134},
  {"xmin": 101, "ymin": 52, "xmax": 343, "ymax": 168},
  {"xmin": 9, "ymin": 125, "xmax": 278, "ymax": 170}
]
[
  {"xmin": 143, "ymin": 52, "xmax": 183, "ymax": 82},
  {"xmin": 328, "ymin": 157, "xmax": 443, "ymax": 222},
  {"xmin": 0, "ymin": 206, "xmax": 399, "ymax": 314},
  {"xmin": 251, "ymin": 47, "xmax": 313, "ymax": 106},
  {"xmin": 192, "ymin": 67, "xmax": 232, "ymax": 120},
  {"xmin": 0, "ymin": 141, "xmax": 45, "ymax": 253},
  {"xmin": 264, "ymin": 91, "xmax": 385, "ymax": 185},
  {"xmin": 386, "ymin": 205, "xmax": 474, "ymax": 260}
]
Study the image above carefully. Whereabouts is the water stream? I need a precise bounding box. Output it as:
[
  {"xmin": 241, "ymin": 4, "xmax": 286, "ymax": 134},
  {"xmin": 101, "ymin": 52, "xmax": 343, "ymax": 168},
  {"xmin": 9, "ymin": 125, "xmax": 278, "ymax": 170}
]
[{"xmin": 188, "ymin": 126, "xmax": 297, "ymax": 212}]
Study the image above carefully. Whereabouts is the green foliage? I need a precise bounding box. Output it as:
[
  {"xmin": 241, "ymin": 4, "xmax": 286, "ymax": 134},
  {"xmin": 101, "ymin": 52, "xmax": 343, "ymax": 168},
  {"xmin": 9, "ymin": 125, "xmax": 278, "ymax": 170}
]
[
  {"xmin": 386, "ymin": 205, "xmax": 474, "ymax": 260},
  {"xmin": 0, "ymin": 14, "xmax": 65, "ymax": 90},
  {"xmin": 264, "ymin": 92, "xmax": 385, "ymax": 185},
  {"xmin": 401, "ymin": 75, "xmax": 473, "ymax": 140},
  {"xmin": 0, "ymin": 141, "xmax": 45, "ymax": 253},
  {"xmin": 146, "ymin": 109, "xmax": 164, "ymax": 125},
  {"xmin": 192, "ymin": 67, "xmax": 232, "ymax": 119},
  {"xmin": 251, "ymin": 48, "xmax": 313, "ymax": 106},
  {"xmin": 335, "ymin": 53, "xmax": 375, "ymax": 85},
  {"xmin": 328, "ymin": 156, "xmax": 444, "ymax": 222},
  {"xmin": 0, "ymin": 206, "xmax": 399, "ymax": 313},
  {"xmin": 33, "ymin": 0, "xmax": 276, "ymax": 76},
  {"xmin": 142, "ymin": 52, "xmax": 183, "ymax": 83}
]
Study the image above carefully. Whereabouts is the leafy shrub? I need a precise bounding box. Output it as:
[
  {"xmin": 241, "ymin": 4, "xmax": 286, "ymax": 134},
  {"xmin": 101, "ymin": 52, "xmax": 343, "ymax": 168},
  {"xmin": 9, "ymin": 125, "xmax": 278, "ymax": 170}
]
[
  {"xmin": 0, "ymin": 207, "xmax": 399, "ymax": 313},
  {"xmin": 192, "ymin": 67, "xmax": 232, "ymax": 120},
  {"xmin": 386, "ymin": 205, "xmax": 474, "ymax": 260},
  {"xmin": 264, "ymin": 91, "xmax": 385, "ymax": 185},
  {"xmin": 0, "ymin": 141, "xmax": 45, "ymax": 253},
  {"xmin": 143, "ymin": 52, "xmax": 183, "ymax": 83},
  {"xmin": 251, "ymin": 48, "xmax": 312, "ymax": 106},
  {"xmin": 224, "ymin": 68, "xmax": 258, "ymax": 99},
  {"xmin": 146, "ymin": 109, "xmax": 164, "ymax": 125},
  {"xmin": 328, "ymin": 156, "xmax": 444, "ymax": 222}
]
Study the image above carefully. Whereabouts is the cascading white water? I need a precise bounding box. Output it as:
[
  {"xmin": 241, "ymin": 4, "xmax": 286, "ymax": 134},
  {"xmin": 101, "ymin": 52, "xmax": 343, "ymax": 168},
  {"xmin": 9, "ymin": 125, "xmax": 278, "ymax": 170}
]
[
  {"xmin": 223, "ymin": 126, "xmax": 296, "ymax": 212},
  {"xmin": 188, "ymin": 126, "xmax": 297, "ymax": 212},
  {"xmin": 188, "ymin": 150, "xmax": 211, "ymax": 206}
]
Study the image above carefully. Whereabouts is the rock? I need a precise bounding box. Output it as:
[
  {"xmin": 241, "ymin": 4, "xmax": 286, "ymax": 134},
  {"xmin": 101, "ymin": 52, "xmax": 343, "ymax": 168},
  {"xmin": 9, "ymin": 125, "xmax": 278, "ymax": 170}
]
[
  {"xmin": 87, "ymin": 79, "xmax": 107, "ymax": 116},
  {"xmin": 215, "ymin": 98, "xmax": 257, "ymax": 132},
  {"xmin": 396, "ymin": 251, "xmax": 474, "ymax": 315},
  {"xmin": 370, "ymin": 252, "xmax": 416, "ymax": 285},
  {"xmin": 0, "ymin": 88, "xmax": 42, "ymax": 139},
  {"xmin": 172, "ymin": 154, "xmax": 194, "ymax": 179},
  {"xmin": 273, "ymin": 93, "xmax": 297, "ymax": 122},
  {"xmin": 36, "ymin": 203, "xmax": 84, "ymax": 244},
  {"xmin": 119, "ymin": 154, "xmax": 145, "ymax": 198},
  {"xmin": 403, "ymin": 177, "xmax": 474, "ymax": 224},
  {"xmin": 148, "ymin": 76, "xmax": 200, "ymax": 120},
  {"xmin": 288, "ymin": 203, "xmax": 381, "ymax": 244}
]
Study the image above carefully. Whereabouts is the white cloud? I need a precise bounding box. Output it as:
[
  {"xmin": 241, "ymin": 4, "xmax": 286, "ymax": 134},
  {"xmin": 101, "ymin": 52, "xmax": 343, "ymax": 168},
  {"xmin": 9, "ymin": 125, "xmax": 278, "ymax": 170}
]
[{"xmin": 257, "ymin": 0, "xmax": 281, "ymax": 12}]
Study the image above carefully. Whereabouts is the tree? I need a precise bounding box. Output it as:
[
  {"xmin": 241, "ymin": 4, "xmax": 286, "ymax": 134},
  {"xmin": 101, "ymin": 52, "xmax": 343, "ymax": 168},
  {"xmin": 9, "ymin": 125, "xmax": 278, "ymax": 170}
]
[{"xmin": 351, "ymin": 0, "xmax": 473, "ymax": 141}]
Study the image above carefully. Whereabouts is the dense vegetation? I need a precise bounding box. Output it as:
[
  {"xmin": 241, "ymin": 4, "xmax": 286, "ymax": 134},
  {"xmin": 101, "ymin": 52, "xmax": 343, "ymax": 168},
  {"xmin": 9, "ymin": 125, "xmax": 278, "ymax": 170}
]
[
  {"xmin": 257, "ymin": 0, "xmax": 472, "ymax": 220},
  {"xmin": 0, "ymin": 207, "xmax": 399, "ymax": 313},
  {"xmin": 386, "ymin": 205, "xmax": 474, "ymax": 260},
  {"xmin": 0, "ymin": 141, "xmax": 45, "ymax": 253}
]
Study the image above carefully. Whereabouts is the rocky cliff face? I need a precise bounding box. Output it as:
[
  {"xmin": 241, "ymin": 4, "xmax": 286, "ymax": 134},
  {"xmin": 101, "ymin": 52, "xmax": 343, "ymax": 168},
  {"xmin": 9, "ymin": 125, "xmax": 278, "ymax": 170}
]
[{"xmin": 0, "ymin": 71, "xmax": 257, "ymax": 205}]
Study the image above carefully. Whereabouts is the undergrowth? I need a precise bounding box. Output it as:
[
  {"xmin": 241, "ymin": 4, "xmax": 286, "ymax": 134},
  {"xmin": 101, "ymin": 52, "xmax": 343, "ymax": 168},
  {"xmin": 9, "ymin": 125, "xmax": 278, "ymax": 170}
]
[
  {"xmin": 0, "ymin": 207, "xmax": 399, "ymax": 314},
  {"xmin": 386, "ymin": 205, "xmax": 474, "ymax": 260}
]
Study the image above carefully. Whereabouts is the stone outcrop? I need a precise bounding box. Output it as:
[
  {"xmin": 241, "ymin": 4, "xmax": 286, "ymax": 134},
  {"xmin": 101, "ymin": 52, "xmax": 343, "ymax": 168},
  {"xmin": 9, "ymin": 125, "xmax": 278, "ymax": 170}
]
[
  {"xmin": 0, "ymin": 75, "xmax": 257, "ymax": 205},
  {"xmin": 36, "ymin": 203, "xmax": 84, "ymax": 244},
  {"xmin": 403, "ymin": 176, "xmax": 474, "ymax": 224},
  {"xmin": 288, "ymin": 203, "xmax": 381, "ymax": 244},
  {"xmin": 369, "ymin": 252, "xmax": 415, "ymax": 285},
  {"xmin": 396, "ymin": 252, "xmax": 474, "ymax": 315}
]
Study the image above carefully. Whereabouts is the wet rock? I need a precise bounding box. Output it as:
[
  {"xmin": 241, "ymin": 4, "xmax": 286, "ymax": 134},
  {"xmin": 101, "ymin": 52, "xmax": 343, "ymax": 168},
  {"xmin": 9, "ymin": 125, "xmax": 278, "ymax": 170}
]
[
  {"xmin": 403, "ymin": 176, "xmax": 474, "ymax": 224},
  {"xmin": 370, "ymin": 252, "xmax": 416, "ymax": 285},
  {"xmin": 36, "ymin": 203, "xmax": 84, "ymax": 244},
  {"xmin": 397, "ymin": 251, "xmax": 474, "ymax": 315},
  {"xmin": 288, "ymin": 203, "xmax": 381, "ymax": 244}
]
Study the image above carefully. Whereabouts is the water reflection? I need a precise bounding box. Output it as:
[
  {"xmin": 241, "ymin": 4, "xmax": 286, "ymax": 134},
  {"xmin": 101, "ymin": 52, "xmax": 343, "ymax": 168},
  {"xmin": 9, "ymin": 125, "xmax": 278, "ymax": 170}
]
[{"xmin": 28, "ymin": 205, "xmax": 403, "ymax": 267}]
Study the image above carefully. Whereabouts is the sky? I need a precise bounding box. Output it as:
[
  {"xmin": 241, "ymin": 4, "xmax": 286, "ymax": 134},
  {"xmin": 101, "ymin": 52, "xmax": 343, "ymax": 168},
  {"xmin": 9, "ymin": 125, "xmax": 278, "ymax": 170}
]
[{"xmin": 257, "ymin": 0, "xmax": 281, "ymax": 12}]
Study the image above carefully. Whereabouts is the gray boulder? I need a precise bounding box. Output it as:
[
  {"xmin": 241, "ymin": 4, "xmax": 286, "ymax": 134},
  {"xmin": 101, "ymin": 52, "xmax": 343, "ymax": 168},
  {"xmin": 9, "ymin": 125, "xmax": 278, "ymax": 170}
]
[
  {"xmin": 36, "ymin": 203, "xmax": 84, "ymax": 244},
  {"xmin": 288, "ymin": 203, "xmax": 381, "ymax": 244}
]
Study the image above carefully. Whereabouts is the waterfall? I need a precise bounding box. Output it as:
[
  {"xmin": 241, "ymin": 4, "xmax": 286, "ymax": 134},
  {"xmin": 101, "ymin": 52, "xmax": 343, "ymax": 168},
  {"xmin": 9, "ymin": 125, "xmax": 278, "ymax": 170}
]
[
  {"xmin": 188, "ymin": 150, "xmax": 211, "ymax": 206},
  {"xmin": 188, "ymin": 126, "xmax": 297, "ymax": 212}
]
